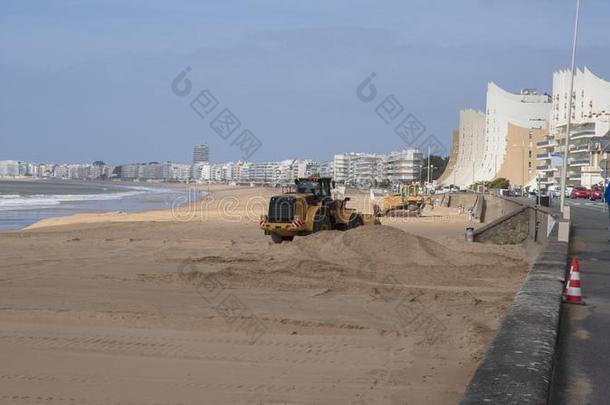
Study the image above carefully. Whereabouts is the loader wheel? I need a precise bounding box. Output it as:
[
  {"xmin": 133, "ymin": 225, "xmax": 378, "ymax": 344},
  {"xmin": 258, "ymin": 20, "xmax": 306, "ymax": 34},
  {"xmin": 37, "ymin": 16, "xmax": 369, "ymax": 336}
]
[
  {"xmin": 348, "ymin": 214, "xmax": 363, "ymax": 229},
  {"xmin": 270, "ymin": 233, "xmax": 283, "ymax": 244},
  {"xmin": 313, "ymin": 214, "xmax": 331, "ymax": 233}
]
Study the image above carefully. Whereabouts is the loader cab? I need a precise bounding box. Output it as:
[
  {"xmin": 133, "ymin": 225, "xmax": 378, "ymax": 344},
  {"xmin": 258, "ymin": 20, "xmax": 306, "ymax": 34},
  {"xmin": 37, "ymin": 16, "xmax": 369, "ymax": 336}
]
[{"xmin": 295, "ymin": 177, "xmax": 332, "ymax": 203}]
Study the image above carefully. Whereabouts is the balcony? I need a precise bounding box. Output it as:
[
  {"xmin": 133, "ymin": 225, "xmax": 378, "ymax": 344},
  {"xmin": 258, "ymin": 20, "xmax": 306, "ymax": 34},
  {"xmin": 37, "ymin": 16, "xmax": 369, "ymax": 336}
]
[
  {"xmin": 568, "ymin": 158, "xmax": 590, "ymax": 167},
  {"xmin": 569, "ymin": 144, "xmax": 590, "ymax": 153},
  {"xmin": 536, "ymin": 152, "xmax": 552, "ymax": 160},
  {"xmin": 570, "ymin": 125, "xmax": 596, "ymax": 139},
  {"xmin": 539, "ymin": 177, "xmax": 555, "ymax": 185},
  {"xmin": 536, "ymin": 139, "xmax": 554, "ymax": 148},
  {"xmin": 536, "ymin": 165, "xmax": 555, "ymax": 172}
]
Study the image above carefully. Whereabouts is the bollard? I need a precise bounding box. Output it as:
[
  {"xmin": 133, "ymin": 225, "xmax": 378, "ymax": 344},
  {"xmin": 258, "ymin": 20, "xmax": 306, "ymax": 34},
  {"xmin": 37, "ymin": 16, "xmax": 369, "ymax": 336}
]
[{"xmin": 465, "ymin": 227, "xmax": 475, "ymax": 242}]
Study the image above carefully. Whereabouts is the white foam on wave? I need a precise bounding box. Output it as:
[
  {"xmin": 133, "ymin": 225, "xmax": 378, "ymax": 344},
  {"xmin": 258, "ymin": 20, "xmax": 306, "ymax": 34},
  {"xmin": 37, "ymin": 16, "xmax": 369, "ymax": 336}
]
[{"xmin": 0, "ymin": 186, "xmax": 175, "ymax": 211}]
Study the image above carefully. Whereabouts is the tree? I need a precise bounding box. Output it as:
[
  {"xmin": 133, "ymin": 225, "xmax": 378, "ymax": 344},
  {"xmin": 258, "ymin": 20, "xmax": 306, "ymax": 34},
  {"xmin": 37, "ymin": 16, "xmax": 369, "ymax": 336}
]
[
  {"xmin": 489, "ymin": 177, "xmax": 510, "ymax": 189},
  {"xmin": 470, "ymin": 177, "xmax": 510, "ymax": 190},
  {"xmin": 420, "ymin": 155, "xmax": 449, "ymax": 183}
]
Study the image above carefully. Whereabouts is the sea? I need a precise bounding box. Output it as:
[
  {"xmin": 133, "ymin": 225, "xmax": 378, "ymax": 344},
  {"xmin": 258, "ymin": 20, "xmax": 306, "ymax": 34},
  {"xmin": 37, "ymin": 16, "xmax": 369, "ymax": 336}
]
[{"xmin": 0, "ymin": 179, "xmax": 199, "ymax": 231}]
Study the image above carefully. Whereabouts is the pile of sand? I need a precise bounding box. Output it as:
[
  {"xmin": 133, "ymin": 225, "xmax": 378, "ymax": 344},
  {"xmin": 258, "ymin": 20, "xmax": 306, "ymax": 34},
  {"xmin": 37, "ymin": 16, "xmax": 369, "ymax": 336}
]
[
  {"xmin": 182, "ymin": 225, "xmax": 527, "ymax": 292},
  {"xmin": 274, "ymin": 225, "xmax": 525, "ymax": 271},
  {"xmin": 282, "ymin": 225, "xmax": 488, "ymax": 266}
]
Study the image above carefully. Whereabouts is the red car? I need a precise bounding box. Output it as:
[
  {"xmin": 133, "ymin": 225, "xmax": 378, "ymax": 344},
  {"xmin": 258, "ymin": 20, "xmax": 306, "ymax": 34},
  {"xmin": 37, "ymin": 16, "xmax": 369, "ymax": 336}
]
[
  {"xmin": 571, "ymin": 187, "xmax": 591, "ymax": 199},
  {"xmin": 590, "ymin": 187, "xmax": 603, "ymax": 201}
]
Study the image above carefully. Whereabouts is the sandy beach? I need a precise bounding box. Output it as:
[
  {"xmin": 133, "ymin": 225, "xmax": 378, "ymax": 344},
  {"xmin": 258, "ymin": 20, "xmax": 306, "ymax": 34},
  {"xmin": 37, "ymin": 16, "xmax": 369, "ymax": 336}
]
[{"xmin": 0, "ymin": 185, "xmax": 533, "ymax": 404}]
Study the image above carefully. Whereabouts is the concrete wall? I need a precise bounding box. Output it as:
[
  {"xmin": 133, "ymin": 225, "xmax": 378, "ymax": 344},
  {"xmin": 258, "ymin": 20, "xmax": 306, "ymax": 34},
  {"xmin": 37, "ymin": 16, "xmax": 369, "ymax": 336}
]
[
  {"xmin": 443, "ymin": 192, "xmax": 477, "ymax": 210},
  {"xmin": 480, "ymin": 194, "xmax": 522, "ymax": 223},
  {"xmin": 461, "ymin": 225, "xmax": 568, "ymax": 404},
  {"xmin": 442, "ymin": 194, "xmax": 556, "ymax": 244},
  {"xmin": 473, "ymin": 205, "xmax": 553, "ymax": 245},
  {"xmin": 473, "ymin": 196, "xmax": 555, "ymax": 245}
]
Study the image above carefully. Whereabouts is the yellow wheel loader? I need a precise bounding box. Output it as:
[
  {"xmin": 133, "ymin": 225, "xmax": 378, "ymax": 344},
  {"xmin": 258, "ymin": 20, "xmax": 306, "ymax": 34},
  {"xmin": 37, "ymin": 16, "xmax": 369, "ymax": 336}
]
[
  {"xmin": 259, "ymin": 177, "xmax": 378, "ymax": 243},
  {"xmin": 374, "ymin": 183, "xmax": 425, "ymax": 217}
]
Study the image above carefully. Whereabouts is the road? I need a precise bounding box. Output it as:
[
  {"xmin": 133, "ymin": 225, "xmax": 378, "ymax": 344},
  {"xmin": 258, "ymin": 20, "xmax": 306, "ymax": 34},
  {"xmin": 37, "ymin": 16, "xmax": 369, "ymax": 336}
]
[{"xmin": 550, "ymin": 200, "xmax": 610, "ymax": 404}]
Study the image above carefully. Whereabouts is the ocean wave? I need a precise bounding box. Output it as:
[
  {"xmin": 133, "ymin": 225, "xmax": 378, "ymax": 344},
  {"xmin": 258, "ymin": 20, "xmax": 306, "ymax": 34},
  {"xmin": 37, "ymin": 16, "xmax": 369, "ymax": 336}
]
[{"xmin": 0, "ymin": 189, "xmax": 153, "ymax": 211}]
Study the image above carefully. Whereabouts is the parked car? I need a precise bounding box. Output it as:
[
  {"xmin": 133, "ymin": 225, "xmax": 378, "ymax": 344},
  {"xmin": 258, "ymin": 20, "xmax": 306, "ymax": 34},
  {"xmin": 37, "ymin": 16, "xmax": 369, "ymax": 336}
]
[
  {"xmin": 590, "ymin": 186, "xmax": 603, "ymax": 201},
  {"xmin": 571, "ymin": 186, "xmax": 591, "ymax": 199},
  {"xmin": 547, "ymin": 186, "xmax": 561, "ymax": 199}
]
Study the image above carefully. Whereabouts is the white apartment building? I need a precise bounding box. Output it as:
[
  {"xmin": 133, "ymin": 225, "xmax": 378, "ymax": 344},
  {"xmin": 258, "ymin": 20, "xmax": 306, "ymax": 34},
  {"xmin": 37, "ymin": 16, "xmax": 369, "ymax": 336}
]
[
  {"xmin": 192, "ymin": 162, "xmax": 208, "ymax": 180},
  {"xmin": 269, "ymin": 159, "xmax": 322, "ymax": 185},
  {"xmin": 53, "ymin": 164, "xmax": 70, "ymax": 179},
  {"xmin": 276, "ymin": 160, "xmax": 295, "ymax": 185},
  {"xmin": 349, "ymin": 153, "xmax": 384, "ymax": 187},
  {"xmin": 332, "ymin": 154, "xmax": 352, "ymax": 183},
  {"xmin": 537, "ymin": 67, "xmax": 610, "ymax": 188},
  {"xmin": 232, "ymin": 162, "xmax": 248, "ymax": 182},
  {"xmin": 318, "ymin": 161, "xmax": 333, "ymax": 178},
  {"xmin": 138, "ymin": 162, "xmax": 165, "ymax": 180},
  {"xmin": 327, "ymin": 150, "xmax": 422, "ymax": 187},
  {"xmin": 0, "ymin": 160, "xmax": 20, "ymax": 177},
  {"xmin": 209, "ymin": 164, "xmax": 225, "ymax": 182},
  {"xmin": 68, "ymin": 164, "xmax": 89, "ymax": 180},
  {"xmin": 170, "ymin": 163, "xmax": 193, "ymax": 181},
  {"xmin": 243, "ymin": 162, "xmax": 279, "ymax": 184},
  {"xmin": 385, "ymin": 149, "xmax": 423, "ymax": 183}
]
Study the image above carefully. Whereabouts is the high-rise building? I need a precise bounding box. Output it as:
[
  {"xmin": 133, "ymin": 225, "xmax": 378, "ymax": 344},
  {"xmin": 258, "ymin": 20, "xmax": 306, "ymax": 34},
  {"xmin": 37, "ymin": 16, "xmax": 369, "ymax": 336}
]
[
  {"xmin": 385, "ymin": 149, "xmax": 423, "ymax": 184},
  {"xmin": 439, "ymin": 83, "xmax": 551, "ymax": 188},
  {"xmin": 193, "ymin": 144, "xmax": 209, "ymax": 164},
  {"xmin": 538, "ymin": 68, "xmax": 610, "ymax": 188},
  {"xmin": 119, "ymin": 164, "xmax": 140, "ymax": 179},
  {"xmin": 242, "ymin": 162, "xmax": 279, "ymax": 184},
  {"xmin": 0, "ymin": 160, "xmax": 20, "ymax": 177},
  {"xmin": 350, "ymin": 153, "xmax": 384, "ymax": 187}
]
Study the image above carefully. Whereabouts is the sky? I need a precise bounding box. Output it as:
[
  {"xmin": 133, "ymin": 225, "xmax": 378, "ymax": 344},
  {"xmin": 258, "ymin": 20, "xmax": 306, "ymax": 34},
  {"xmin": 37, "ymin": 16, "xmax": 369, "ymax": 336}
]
[{"xmin": 1, "ymin": 0, "xmax": 610, "ymax": 164}]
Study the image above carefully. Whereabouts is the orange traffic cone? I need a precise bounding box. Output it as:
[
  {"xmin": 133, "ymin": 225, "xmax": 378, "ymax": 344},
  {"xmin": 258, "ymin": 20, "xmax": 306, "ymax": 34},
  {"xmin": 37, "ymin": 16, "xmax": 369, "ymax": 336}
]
[{"xmin": 564, "ymin": 257, "xmax": 582, "ymax": 304}]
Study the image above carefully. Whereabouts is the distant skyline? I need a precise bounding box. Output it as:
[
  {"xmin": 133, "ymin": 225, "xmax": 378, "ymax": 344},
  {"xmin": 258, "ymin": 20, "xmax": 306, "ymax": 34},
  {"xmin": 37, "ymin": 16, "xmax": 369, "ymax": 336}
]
[{"xmin": 2, "ymin": 0, "xmax": 610, "ymax": 164}]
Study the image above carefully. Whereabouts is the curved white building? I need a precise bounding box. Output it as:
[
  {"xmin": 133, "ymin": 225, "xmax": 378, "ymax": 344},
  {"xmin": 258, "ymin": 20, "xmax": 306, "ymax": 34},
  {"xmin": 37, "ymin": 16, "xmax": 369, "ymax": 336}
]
[
  {"xmin": 476, "ymin": 83, "xmax": 551, "ymax": 182},
  {"xmin": 440, "ymin": 83, "xmax": 551, "ymax": 188},
  {"xmin": 439, "ymin": 109, "xmax": 485, "ymax": 187}
]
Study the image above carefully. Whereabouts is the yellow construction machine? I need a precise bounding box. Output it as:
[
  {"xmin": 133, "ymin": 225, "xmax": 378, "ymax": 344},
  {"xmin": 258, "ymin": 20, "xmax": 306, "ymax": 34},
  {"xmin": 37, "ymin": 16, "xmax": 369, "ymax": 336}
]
[
  {"xmin": 374, "ymin": 183, "xmax": 425, "ymax": 217},
  {"xmin": 259, "ymin": 177, "xmax": 378, "ymax": 243}
]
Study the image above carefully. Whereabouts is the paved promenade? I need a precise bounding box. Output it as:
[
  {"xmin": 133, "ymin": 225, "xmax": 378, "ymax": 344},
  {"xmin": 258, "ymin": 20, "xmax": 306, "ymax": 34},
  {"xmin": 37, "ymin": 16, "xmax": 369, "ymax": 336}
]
[{"xmin": 550, "ymin": 201, "xmax": 610, "ymax": 404}]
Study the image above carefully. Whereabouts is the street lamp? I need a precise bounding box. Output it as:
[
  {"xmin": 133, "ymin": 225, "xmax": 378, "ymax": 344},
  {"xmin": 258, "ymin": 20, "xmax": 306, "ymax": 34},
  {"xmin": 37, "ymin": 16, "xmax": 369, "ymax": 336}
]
[{"xmin": 560, "ymin": 0, "xmax": 582, "ymax": 212}]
